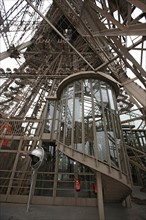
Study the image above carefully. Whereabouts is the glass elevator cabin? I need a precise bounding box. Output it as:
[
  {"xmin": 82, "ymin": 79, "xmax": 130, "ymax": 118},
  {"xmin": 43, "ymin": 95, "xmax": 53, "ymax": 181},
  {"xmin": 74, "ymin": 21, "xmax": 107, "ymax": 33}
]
[
  {"xmin": 52, "ymin": 71, "xmax": 131, "ymax": 204},
  {"xmin": 56, "ymin": 71, "xmax": 128, "ymax": 173}
]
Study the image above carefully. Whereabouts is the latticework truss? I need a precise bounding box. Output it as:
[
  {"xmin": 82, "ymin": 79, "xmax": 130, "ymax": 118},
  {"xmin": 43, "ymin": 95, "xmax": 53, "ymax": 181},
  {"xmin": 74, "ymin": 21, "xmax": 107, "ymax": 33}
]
[{"xmin": 0, "ymin": 0, "xmax": 146, "ymax": 175}]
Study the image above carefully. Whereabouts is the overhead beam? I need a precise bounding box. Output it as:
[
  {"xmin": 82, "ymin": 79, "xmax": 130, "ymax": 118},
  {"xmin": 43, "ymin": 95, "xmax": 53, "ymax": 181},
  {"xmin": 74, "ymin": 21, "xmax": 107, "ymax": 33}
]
[
  {"xmin": 121, "ymin": 116, "xmax": 145, "ymax": 124},
  {"xmin": 126, "ymin": 0, "xmax": 146, "ymax": 13},
  {"xmin": 88, "ymin": 2, "xmax": 146, "ymax": 82},
  {"xmin": 0, "ymin": 41, "xmax": 32, "ymax": 61},
  {"xmin": 0, "ymin": 75, "xmax": 68, "ymax": 79},
  {"xmin": 83, "ymin": 23, "xmax": 146, "ymax": 36},
  {"xmin": 25, "ymin": 0, "xmax": 94, "ymax": 71}
]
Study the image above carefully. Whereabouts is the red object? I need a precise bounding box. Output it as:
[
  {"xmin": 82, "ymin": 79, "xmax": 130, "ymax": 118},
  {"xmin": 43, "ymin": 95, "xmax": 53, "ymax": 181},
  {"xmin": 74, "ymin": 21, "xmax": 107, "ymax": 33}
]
[
  {"xmin": 75, "ymin": 179, "xmax": 80, "ymax": 191},
  {"xmin": 0, "ymin": 123, "xmax": 12, "ymax": 146},
  {"xmin": 93, "ymin": 182, "xmax": 97, "ymax": 193}
]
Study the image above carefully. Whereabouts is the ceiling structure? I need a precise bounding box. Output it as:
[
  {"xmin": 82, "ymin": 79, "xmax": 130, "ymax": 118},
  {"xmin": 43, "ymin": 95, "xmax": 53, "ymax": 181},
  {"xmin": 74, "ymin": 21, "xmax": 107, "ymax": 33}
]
[{"xmin": 0, "ymin": 0, "xmax": 145, "ymax": 126}]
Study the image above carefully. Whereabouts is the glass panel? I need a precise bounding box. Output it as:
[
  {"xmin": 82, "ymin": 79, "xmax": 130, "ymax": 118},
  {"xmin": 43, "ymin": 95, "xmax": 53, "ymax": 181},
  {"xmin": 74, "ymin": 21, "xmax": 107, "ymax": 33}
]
[
  {"xmin": 108, "ymin": 88, "xmax": 116, "ymax": 110},
  {"xmin": 85, "ymin": 118, "xmax": 94, "ymax": 156},
  {"xmin": 59, "ymin": 99, "xmax": 66, "ymax": 142},
  {"xmin": 65, "ymin": 84, "xmax": 74, "ymax": 146},
  {"xmin": 74, "ymin": 80, "xmax": 82, "ymax": 151},
  {"xmin": 106, "ymin": 108, "xmax": 119, "ymax": 168},
  {"xmin": 54, "ymin": 104, "xmax": 60, "ymax": 133},
  {"xmin": 42, "ymin": 142, "xmax": 56, "ymax": 172},
  {"xmin": 44, "ymin": 102, "xmax": 55, "ymax": 133},
  {"xmin": 100, "ymin": 82, "xmax": 108, "ymax": 106},
  {"xmin": 84, "ymin": 79, "xmax": 94, "ymax": 156},
  {"xmin": 59, "ymin": 154, "xmax": 75, "ymax": 173}
]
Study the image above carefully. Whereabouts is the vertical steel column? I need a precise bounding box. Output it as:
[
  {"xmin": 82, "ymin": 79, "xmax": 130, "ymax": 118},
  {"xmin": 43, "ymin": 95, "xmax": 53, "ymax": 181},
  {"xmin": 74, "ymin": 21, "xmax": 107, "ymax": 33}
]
[
  {"xmin": 53, "ymin": 149, "xmax": 59, "ymax": 204},
  {"xmin": 96, "ymin": 172, "xmax": 105, "ymax": 220},
  {"xmin": 26, "ymin": 169, "xmax": 36, "ymax": 212}
]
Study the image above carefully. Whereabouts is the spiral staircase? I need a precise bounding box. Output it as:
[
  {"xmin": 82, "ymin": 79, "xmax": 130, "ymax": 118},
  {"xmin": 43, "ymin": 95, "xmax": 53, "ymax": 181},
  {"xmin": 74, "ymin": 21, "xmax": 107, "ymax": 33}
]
[
  {"xmin": 0, "ymin": 1, "xmax": 146, "ymax": 220},
  {"xmin": 57, "ymin": 140, "xmax": 131, "ymax": 202}
]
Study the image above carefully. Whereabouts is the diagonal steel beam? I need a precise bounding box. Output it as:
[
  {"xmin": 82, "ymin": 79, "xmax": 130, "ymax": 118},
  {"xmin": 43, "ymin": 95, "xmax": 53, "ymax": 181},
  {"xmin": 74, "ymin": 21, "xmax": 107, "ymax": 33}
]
[
  {"xmin": 25, "ymin": 0, "xmax": 94, "ymax": 71},
  {"xmin": 0, "ymin": 41, "xmax": 32, "ymax": 61},
  {"xmin": 126, "ymin": 0, "xmax": 146, "ymax": 13},
  {"xmin": 83, "ymin": 23, "xmax": 146, "ymax": 36}
]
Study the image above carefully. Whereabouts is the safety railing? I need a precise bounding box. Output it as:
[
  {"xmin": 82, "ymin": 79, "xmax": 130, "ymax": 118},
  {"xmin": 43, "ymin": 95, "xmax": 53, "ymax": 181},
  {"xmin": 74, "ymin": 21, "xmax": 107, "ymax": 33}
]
[{"xmin": 0, "ymin": 118, "xmax": 58, "ymax": 137}]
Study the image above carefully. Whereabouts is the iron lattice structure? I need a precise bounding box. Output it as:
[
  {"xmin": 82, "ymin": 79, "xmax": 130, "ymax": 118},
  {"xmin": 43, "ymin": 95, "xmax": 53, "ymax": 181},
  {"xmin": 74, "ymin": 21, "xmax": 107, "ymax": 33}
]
[
  {"xmin": 0, "ymin": 0, "xmax": 146, "ymax": 119},
  {"xmin": 0, "ymin": 0, "xmax": 146, "ymax": 204}
]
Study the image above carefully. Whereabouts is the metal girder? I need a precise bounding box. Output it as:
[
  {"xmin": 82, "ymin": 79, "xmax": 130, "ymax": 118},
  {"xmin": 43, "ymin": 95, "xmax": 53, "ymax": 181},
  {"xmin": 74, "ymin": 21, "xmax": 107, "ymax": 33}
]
[
  {"xmin": 126, "ymin": 0, "xmax": 146, "ymax": 13},
  {"xmin": 129, "ymin": 159, "xmax": 146, "ymax": 172},
  {"xmin": 81, "ymin": 1, "xmax": 146, "ymax": 108},
  {"xmin": 1, "ymin": 0, "xmax": 24, "ymax": 22},
  {"xmin": 90, "ymin": 3, "xmax": 126, "ymax": 31},
  {"xmin": 0, "ymin": 75, "xmax": 68, "ymax": 79},
  {"xmin": 25, "ymin": 0, "xmax": 94, "ymax": 71},
  {"xmin": 0, "ymin": 0, "xmax": 11, "ymax": 48},
  {"xmin": 0, "ymin": 41, "xmax": 32, "ymax": 61},
  {"xmin": 86, "ymin": 23, "xmax": 146, "ymax": 36},
  {"xmin": 54, "ymin": 0, "xmax": 113, "ymax": 69},
  {"xmin": 120, "ymin": 77, "xmax": 146, "ymax": 109},
  {"xmin": 1, "ymin": 0, "xmax": 145, "ymax": 116},
  {"xmin": 85, "ymin": 2, "xmax": 146, "ymax": 80},
  {"xmin": 88, "ymin": 1, "xmax": 146, "ymax": 78},
  {"xmin": 52, "ymin": 0, "xmax": 146, "ymax": 110}
]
